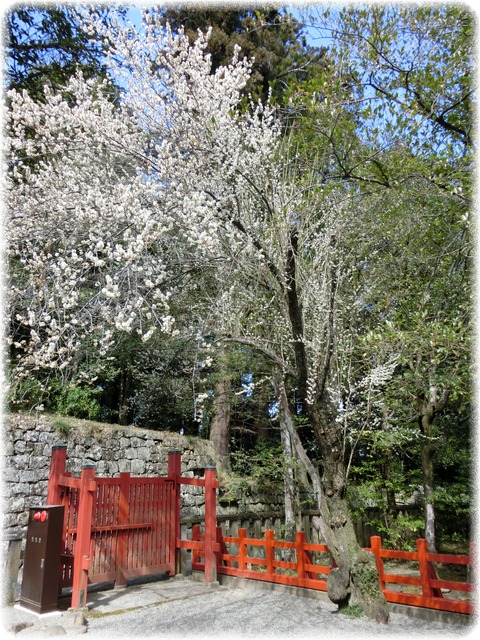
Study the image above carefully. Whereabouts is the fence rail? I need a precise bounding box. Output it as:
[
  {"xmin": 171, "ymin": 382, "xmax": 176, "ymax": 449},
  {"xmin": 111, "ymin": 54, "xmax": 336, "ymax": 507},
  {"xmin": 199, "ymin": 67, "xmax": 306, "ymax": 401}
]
[{"xmin": 187, "ymin": 526, "xmax": 473, "ymax": 615}]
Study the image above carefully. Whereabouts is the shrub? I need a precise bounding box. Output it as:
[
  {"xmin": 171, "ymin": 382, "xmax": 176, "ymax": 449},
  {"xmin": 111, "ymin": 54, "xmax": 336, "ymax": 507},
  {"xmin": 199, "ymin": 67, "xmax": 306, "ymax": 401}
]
[{"xmin": 56, "ymin": 385, "xmax": 101, "ymax": 420}]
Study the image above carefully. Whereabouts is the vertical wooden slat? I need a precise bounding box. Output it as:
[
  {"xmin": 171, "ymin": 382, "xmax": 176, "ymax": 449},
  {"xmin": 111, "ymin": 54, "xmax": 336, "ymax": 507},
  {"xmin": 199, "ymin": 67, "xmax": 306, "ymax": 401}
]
[
  {"xmin": 296, "ymin": 531, "xmax": 306, "ymax": 580},
  {"xmin": 115, "ymin": 473, "xmax": 130, "ymax": 587},
  {"xmin": 192, "ymin": 524, "xmax": 202, "ymax": 566},
  {"xmin": 417, "ymin": 538, "xmax": 434, "ymax": 598},
  {"xmin": 141, "ymin": 481, "xmax": 148, "ymax": 569},
  {"xmin": 112, "ymin": 480, "xmax": 120, "ymax": 575},
  {"xmin": 150, "ymin": 480, "xmax": 156, "ymax": 567},
  {"xmin": 166, "ymin": 480, "xmax": 173, "ymax": 572},
  {"xmin": 168, "ymin": 451, "xmax": 181, "ymax": 574},
  {"xmin": 216, "ymin": 526, "xmax": 224, "ymax": 570},
  {"xmin": 204, "ymin": 467, "xmax": 217, "ymax": 583},
  {"xmin": 157, "ymin": 480, "xmax": 162, "ymax": 567},
  {"xmin": 238, "ymin": 528, "xmax": 247, "ymax": 571},
  {"xmin": 133, "ymin": 481, "xmax": 140, "ymax": 570},
  {"xmin": 113, "ymin": 480, "xmax": 120, "ymax": 576},
  {"xmin": 104, "ymin": 482, "xmax": 113, "ymax": 576},
  {"xmin": 128, "ymin": 480, "xmax": 136, "ymax": 571}
]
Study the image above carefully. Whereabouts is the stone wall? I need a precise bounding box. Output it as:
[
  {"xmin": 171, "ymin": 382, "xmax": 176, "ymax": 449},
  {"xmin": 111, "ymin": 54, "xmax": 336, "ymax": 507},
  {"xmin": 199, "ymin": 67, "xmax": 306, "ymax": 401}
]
[{"xmin": 3, "ymin": 413, "xmax": 286, "ymax": 539}]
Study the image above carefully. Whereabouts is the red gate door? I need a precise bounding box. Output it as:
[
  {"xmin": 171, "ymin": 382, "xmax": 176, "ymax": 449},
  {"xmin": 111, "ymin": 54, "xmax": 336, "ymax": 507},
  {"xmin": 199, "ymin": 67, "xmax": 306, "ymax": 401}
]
[
  {"xmin": 90, "ymin": 474, "xmax": 176, "ymax": 586},
  {"xmin": 47, "ymin": 448, "xmax": 178, "ymax": 600}
]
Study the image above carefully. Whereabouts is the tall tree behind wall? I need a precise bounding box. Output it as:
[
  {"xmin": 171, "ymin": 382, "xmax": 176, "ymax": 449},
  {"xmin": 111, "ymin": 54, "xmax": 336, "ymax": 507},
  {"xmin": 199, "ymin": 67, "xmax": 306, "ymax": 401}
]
[
  {"xmin": 157, "ymin": 6, "xmax": 325, "ymax": 103},
  {"xmin": 156, "ymin": 5, "xmax": 327, "ymax": 465},
  {"xmin": 4, "ymin": 5, "xmax": 119, "ymax": 99}
]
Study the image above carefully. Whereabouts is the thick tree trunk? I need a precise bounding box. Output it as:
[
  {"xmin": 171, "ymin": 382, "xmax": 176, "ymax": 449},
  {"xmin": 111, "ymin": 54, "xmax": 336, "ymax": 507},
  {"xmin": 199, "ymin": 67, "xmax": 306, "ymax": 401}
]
[
  {"xmin": 209, "ymin": 354, "xmax": 231, "ymax": 472},
  {"xmin": 310, "ymin": 398, "xmax": 389, "ymax": 622},
  {"xmin": 275, "ymin": 375, "xmax": 389, "ymax": 622},
  {"xmin": 279, "ymin": 230, "xmax": 387, "ymax": 621}
]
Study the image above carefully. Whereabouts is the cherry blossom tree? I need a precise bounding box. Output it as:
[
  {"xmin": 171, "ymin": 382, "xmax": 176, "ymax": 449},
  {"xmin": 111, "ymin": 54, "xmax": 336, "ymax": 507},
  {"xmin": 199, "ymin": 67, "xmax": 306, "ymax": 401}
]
[
  {"xmin": 7, "ymin": 14, "xmax": 262, "ymax": 378},
  {"xmin": 6, "ymin": 11, "xmax": 388, "ymax": 620}
]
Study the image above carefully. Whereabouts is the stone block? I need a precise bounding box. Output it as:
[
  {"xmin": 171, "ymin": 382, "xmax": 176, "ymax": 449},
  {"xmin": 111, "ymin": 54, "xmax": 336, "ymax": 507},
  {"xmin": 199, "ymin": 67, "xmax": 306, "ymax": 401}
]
[
  {"xmin": 131, "ymin": 459, "xmax": 146, "ymax": 475},
  {"xmin": 118, "ymin": 459, "xmax": 130, "ymax": 473},
  {"xmin": 137, "ymin": 447, "xmax": 150, "ymax": 461}
]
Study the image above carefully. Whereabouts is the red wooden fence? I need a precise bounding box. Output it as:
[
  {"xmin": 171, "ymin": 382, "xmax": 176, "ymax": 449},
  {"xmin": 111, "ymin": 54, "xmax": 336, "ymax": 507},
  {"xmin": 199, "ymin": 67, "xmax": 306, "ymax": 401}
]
[
  {"xmin": 369, "ymin": 536, "xmax": 472, "ymax": 615},
  {"xmin": 174, "ymin": 466, "xmax": 219, "ymax": 584},
  {"xmin": 45, "ymin": 446, "xmax": 472, "ymax": 616},
  {"xmin": 190, "ymin": 526, "xmax": 473, "ymax": 615}
]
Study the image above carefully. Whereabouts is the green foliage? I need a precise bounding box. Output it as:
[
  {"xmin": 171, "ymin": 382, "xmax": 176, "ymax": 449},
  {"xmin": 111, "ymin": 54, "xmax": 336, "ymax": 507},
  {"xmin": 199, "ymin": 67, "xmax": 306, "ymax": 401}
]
[
  {"xmin": 52, "ymin": 418, "xmax": 71, "ymax": 437},
  {"xmin": 338, "ymin": 604, "xmax": 364, "ymax": 618},
  {"xmin": 219, "ymin": 440, "xmax": 285, "ymax": 504},
  {"xmin": 376, "ymin": 513, "xmax": 425, "ymax": 551},
  {"xmin": 123, "ymin": 333, "xmax": 199, "ymax": 431},
  {"xmin": 8, "ymin": 377, "xmax": 45, "ymax": 411},
  {"xmin": 217, "ymin": 472, "xmax": 250, "ymax": 504},
  {"xmin": 56, "ymin": 384, "xmax": 102, "ymax": 421},
  {"xmin": 5, "ymin": 5, "xmax": 119, "ymax": 99},
  {"xmin": 230, "ymin": 440, "xmax": 285, "ymax": 485}
]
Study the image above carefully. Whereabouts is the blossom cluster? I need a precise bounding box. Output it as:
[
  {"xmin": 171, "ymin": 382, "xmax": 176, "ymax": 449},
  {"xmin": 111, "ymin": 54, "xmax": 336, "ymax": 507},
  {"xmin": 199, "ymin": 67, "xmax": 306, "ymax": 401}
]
[{"xmin": 7, "ymin": 10, "xmax": 279, "ymax": 383}]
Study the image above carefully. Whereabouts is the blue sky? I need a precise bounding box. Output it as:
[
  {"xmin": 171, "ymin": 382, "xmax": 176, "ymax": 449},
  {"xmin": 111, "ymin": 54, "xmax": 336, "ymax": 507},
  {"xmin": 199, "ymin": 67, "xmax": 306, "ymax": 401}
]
[{"xmin": 124, "ymin": 4, "xmax": 331, "ymax": 49}]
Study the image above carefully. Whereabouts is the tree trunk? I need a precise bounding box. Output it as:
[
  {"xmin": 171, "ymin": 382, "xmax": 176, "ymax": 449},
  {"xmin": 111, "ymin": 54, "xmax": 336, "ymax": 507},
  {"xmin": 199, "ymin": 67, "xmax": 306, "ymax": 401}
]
[
  {"xmin": 421, "ymin": 437, "xmax": 437, "ymax": 553},
  {"xmin": 310, "ymin": 397, "xmax": 389, "ymax": 622},
  {"xmin": 118, "ymin": 370, "xmax": 132, "ymax": 425},
  {"xmin": 276, "ymin": 376, "xmax": 298, "ymax": 543},
  {"xmin": 417, "ymin": 383, "xmax": 450, "ymax": 553},
  {"xmin": 277, "ymin": 233, "xmax": 388, "ymax": 621},
  {"xmin": 275, "ymin": 375, "xmax": 389, "ymax": 622},
  {"xmin": 209, "ymin": 352, "xmax": 231, "ymax": 471}
]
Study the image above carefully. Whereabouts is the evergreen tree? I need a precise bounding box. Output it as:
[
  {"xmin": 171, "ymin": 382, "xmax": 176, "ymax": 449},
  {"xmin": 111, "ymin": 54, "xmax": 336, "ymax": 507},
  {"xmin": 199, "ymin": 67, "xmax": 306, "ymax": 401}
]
[
  {"xmin": 4, "ymin": 4, "xmax": 119, "ymax": 99},
  {"xmin": 157, "ymin": 6, "xmax": 325, "ymax": 103}
]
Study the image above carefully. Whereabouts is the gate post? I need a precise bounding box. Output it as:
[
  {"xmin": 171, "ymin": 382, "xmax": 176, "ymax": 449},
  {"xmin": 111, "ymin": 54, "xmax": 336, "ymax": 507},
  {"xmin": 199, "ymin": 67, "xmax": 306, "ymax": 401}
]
[
  {"xmin": 47, "ymin": 444, "xmax": 67, "ymax": 504},
  {"xmin": 70, "ymin": 465, "xmax": 96, "ymax": 610},
  {"xmin": 204, "ymin": 466, "xmax": 217, "ymax": 584},
  {"xmin": 168, "ymin": 450, "xmax": 182, "ymax": 574}
]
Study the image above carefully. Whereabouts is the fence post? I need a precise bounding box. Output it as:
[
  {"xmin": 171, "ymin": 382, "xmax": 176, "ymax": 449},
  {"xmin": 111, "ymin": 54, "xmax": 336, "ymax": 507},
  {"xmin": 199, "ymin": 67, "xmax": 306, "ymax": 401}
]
[
  {"xmin": 265, "ymin": 530, "xmax": 275, "ymax": 576},
  {"xmin": 168, "ymin": 450, "xmax": 182, "ymax": 574},
  {"xmin": 204, "ymin": 467, "xmax": 217, "ymax": 584},
  {"xmin": 216, "ymin": 526, "xmax": 224, "ymax": 571},
  {"xmin": 296, "ymin": 531, "xmax": 306, "ymax": 580},
  {"xmin": 47, "ymin": 444, "xmax": 67, "ymax": 504},
  {"xmin": 115, "ymin": 472, "xmax": 130, "ymax": 588},
  {"xmin": 370, "ymin": 536, "xmax": 386, "ymax": 592},
  {"xmin": 70, "ymin": 465, "xmax": 96, "ymax": 610},
  {"xmin": 238, "ymin": 528, "xmax": 247, "ymax": 571},
  {"xmin": 417, "ymin": 538, "xmax": 434, "ymax": 598}
]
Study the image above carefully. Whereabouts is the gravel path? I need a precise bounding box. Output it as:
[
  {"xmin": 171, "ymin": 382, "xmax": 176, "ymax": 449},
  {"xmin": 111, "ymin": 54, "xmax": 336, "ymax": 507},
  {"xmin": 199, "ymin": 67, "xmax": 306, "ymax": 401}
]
[
  {"xmin": 83, "ymin": 586, "xmax": 473, "ymax": 639},
  {"xmin": 4, "ymin": 578, "xmax": 475, "ymax": 639}
]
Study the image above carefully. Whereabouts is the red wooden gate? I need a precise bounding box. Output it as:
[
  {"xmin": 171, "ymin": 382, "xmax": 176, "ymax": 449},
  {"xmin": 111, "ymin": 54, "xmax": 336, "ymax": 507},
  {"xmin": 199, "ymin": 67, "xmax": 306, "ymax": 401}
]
[{"xmin": 46, "ymin": 446, "xmax": 179, "ymax": 609}]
